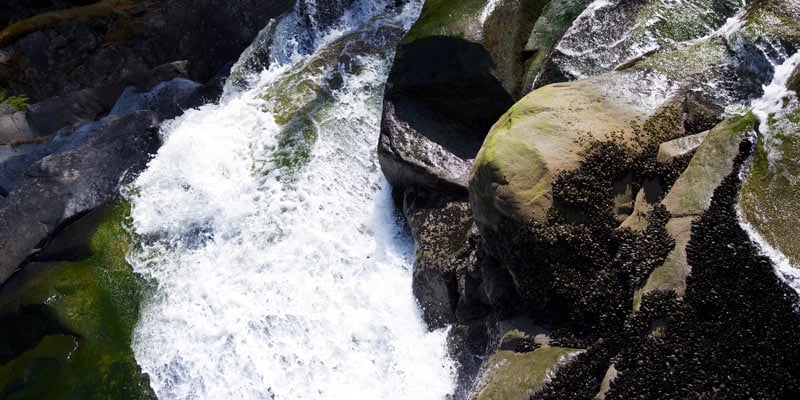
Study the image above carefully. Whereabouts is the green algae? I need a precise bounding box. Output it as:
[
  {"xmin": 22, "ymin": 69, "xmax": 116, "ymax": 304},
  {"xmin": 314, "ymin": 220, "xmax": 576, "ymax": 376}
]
[
  {"xmin": 0, "ymin": 0, "xmax": 158, "ymax": 48},
  {"xmin": 741, "ymin": 0, "xmax": 800, "ymax": 46},
  {"xmin": 741, "ymin": 107, "xmax": 800, "ymax": 266},
  {"xmin": 0, "ymin": 202, "xmax": 153, "ymax": 400},
  {"xmin": 473, "ymin": 347, "xmax": 580, "ymax": 400},
  {"xmin": 400, "ymin": 0, "xmax": 487, "ymax": 45}
]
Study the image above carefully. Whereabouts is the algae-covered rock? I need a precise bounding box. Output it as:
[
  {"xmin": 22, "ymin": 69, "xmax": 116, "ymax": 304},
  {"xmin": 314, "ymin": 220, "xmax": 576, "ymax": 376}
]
[
  {"xmin": 662, "ymin": 113, "xmax": 756, "ymax": 217},
  {"xmin": 549, "ymin": 0, "xmax": 742, "ymax": 79},
  {"xmin": 470, "ymin": 346, "xmax": 579, "ymax": 400},
  {"xmin": 741, "ymin": 106, "xmax": 800, "ymax": 266},
  {"xmin": 0, "ymin": 202, "xmax": 153, "ymax": 399},
  {"xmin": 522, "ymin": 0, "xmax": 592, "ymax": 90},
  {"xmin": 469, "ymin": 72, "xmax": 662, "ymax": 232}
]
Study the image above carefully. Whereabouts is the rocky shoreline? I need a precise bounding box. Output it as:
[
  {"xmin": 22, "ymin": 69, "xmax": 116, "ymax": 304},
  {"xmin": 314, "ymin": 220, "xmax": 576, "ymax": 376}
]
[{"xmin": 2, "ymin": 0, "xmax": 800, "ymax": 398}]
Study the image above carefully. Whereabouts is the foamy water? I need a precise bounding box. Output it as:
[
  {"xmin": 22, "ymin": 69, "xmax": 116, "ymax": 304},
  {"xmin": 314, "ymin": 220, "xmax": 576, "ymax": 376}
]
[{"xmin": 126, "ymin": 1, "xmax": 456, "ymax": 399}]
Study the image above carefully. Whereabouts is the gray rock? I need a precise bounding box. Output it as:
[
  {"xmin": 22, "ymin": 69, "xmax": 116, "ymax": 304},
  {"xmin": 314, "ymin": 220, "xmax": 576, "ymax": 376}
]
[
  {"xmin": 0, "ymin": 111, "xmax": 161, "ymax": 284},
  {"xmin": 657, "ymin": 131, "xmax": 709, "ymax": 163},
  {"xmin": 110, "ymin": 78, "xmax": 202, "ymax": 119},
  {"xmin": 0, "ymin": 110, "xmax": 35, "ymax": 144},
  {"xmin": 0, "ymin": 104, "xmax": 16, "ymax": 116}
]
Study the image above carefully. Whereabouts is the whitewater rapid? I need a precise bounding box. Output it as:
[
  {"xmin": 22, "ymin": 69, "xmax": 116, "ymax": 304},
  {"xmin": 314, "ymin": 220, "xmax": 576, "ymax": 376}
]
[{"xmin": 125, "ymin": 1, "xmax": 456, "ymax": 399}]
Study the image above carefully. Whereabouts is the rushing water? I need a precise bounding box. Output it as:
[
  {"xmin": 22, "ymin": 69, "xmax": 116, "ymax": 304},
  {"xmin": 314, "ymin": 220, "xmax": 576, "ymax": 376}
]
[{"xmin": 126, "ymin": 1, "xmax": 456, "ymax": 399}]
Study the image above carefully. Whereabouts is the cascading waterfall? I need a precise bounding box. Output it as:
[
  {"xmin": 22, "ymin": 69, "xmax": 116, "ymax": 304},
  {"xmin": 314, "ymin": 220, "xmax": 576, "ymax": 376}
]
[{"xmin": 125, "ymin": 1, "xmax": 456, "ymax": 399}]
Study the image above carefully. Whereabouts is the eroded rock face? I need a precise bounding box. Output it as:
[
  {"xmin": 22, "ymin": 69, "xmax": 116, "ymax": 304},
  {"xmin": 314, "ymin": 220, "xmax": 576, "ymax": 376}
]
[{"xmin": 0, "ymin": 111, "xmax": 160, "ymax": 284}]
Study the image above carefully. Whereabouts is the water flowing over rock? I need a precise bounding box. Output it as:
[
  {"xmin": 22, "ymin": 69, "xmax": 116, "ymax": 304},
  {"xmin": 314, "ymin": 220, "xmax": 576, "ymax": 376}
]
[{"xmin": 126, "ymin": 1, "xmax": 457, "ymax": 399}]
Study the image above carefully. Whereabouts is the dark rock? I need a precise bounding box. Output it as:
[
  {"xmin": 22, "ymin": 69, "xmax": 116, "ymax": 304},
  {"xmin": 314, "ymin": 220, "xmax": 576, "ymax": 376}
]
[
  {"xmin": 379, "ymin": 36, "xmax": 514, "ymax": 194},
  {"xmin": 0, "ymin": 111, "xmax": 160, "ymax": 285},
  {"xmin": 25, "ymin": 61, "xmax": 189, "ymax": 136},
  {"xmin": 404, "ymin": 188, "xmax": 475, "ymax": 329},
  {"xmin": 1, "ymin": 0, "xmax": 295, "ymax": 102},
  {"xmin": 447, "ymin": 322, "xmax": 490, "ymax": 400},
  {"xmin": 682, "ymin": 92, "xmax": 723, "ymax": 134}
]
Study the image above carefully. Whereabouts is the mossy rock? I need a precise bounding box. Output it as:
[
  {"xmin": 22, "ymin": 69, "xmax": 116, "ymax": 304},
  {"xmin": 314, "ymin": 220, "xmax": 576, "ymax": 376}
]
[
  {"xmin": 469, "ymin": 72, "xmax": 653, "ymax": 233},
  {"xmin": 400, "ymin": 0, "xmax": 488, "ymax": 45},
  {"xmin": 470, "ymin": 346, "xmax": 580, "ymax": 400},
  {"xmin": 0, "ymin": 202, "xmax": 153, "ymax": 399},
  {"xmin": 0, "ymin": 0, "xmax": 143, "ymax": 48},
  {"xmin": 521, "ymin": 0, "xmax": 592, "ymax": 90},
  {"xmin": 740, "ymin": 107, "xmax": 800, "ymax": 266},
  {"xmin": 661, "ymin": 113, "xmax": 756, "ymax": 217}
]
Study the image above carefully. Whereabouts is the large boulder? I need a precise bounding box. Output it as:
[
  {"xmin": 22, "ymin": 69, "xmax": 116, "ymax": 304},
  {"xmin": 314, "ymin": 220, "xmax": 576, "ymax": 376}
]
[
  {"xmin": 469, "ymin": 71, "xmax": 661, "ymax": 232},
  {"xmin": 379, "ymin": 0, "xmax": 550, "ymax": 195},
  {"xmin": 0, "ymin": 111, "xmax": 161, "ymax": 284}
]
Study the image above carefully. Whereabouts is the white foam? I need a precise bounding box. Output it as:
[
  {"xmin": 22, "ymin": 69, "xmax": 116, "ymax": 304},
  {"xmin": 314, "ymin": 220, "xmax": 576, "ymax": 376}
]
[
  {"xmin": 479, "ymin": 0, "xmax": 502, "ymax": 27},
  {"xmin": 128, "ymin": 1, "xmax": 456, "ymax": 399},
  {"xmin": 738, "ymin": 208, "xmax": 800, "ymax": 296}
]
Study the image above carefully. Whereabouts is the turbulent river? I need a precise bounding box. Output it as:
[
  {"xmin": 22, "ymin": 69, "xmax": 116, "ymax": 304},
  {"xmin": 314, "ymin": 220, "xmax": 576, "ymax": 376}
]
[{"xmin": 124, "ymin": 1, "xmax": 455, "ymax": 398}]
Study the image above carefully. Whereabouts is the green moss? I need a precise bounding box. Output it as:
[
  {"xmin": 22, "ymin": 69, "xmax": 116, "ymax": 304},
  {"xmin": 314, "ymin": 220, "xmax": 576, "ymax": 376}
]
[
  {"xmin": 0, "ymin": 90, "xmax": 30, "ymax": 110},
  {"xmin": 474, "ymin": 347, "xmax": 580, "ymax": 400},
  {"xmin": 0, "ymin": 0, "xmax": 154, "ymax": 49},
  {"xmin": 0, "ymin": 202, "xmax": 152, "ymax": 400},
  {"xmin": 400, "ymin": 0, "xmax": 487, "ymax": 44}
]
